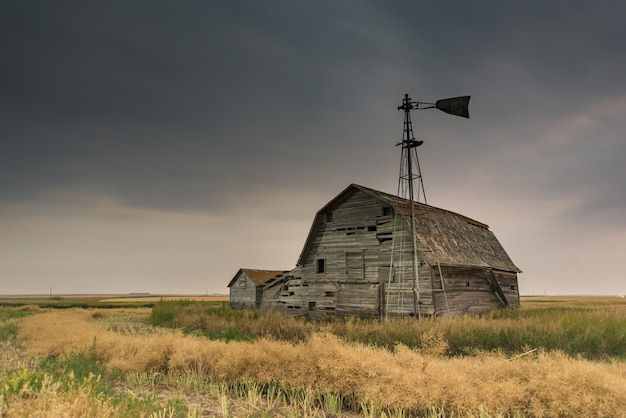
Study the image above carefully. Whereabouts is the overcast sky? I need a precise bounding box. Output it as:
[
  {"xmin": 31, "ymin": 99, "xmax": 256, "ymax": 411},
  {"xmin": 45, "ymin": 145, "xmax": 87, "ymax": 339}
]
[{"xmin": 2, "ymin": 1, "xmax": 625, "ymax": 296}]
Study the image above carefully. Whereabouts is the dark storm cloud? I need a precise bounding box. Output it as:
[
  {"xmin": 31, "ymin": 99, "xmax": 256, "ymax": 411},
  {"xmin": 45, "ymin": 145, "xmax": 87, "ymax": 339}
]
[
  {"xmin": 2, "ymin": 0, "xmax": 625, "ymax": 212},
  {"xmin": 2, "ymin": 1, "xmax": 626, "ymax": 294},
  {"xmin": 1, "ymin": 0, "xmax": 402, "ymax": 213}
]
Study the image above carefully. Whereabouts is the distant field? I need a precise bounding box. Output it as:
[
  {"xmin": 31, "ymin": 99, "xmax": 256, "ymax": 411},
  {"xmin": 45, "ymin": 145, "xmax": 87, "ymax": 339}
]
[
  {"xmin": 0, "ymin": 294, "xmax": 229, "ymax": 308},
  {"xmin": 3, "ymin": 293, "xmax": 626, "ymax": 310},
  {"xmin": 100, "ymin": 295, "xmax": 229, "ymax": 303},
  {"xmin": 521, "ymin": 295, "xmax": 626, "ymax": 311}
]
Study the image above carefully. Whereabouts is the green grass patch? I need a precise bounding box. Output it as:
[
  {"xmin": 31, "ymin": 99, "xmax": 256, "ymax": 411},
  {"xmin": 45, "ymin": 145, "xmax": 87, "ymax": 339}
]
[
  {"xmin": 0, "ymin": 307, "xmax": 35, "ymax": 341},
  {"xmin": 0, "ymin": 297, "xmax": 155, "ymax": 309},
  {"xmin": 150, "ymin": 300, "xmax": 626, "ymax": 361}
]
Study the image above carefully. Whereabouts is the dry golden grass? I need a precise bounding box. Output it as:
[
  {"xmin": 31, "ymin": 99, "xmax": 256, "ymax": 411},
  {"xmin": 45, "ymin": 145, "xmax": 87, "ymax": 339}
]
[
  {"xmin": 18, "ymin": 309, "xmax": 626, "ymax": 417},
  {"xmin": 521, "ymin": 295, "xmax": 626, "ymax": 310}
]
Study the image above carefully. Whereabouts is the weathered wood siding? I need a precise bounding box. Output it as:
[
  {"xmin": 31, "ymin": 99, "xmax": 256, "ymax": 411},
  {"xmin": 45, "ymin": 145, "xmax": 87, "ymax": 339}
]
[
  {"xmin": 336, "ymin": 283, "xmax": 380, "ymax": 317},
  {"xmin": 300, "ymin": 189, "xmax": 389, "ymax": 281},
  {"xmin": 262, "ymin": 276, "xmax": 339, "ymax": 317},
  {"xmin": 260, "ymin": 186, "xmax": 519, "ymax": 318},
  {"xmin": 296, "ymin": 190, "xmax": 395, "ymax": 317},
  {"xmin": 259, "ymin": 279, "xmax": 285, "ymax": 312},
  {"xmin": 229, "ymin": 272, "xmax": 258, "ymax": 309},
  {"xmin": 431, "ymin": 266, "xmax": 520, "ymax": 315},
  {"xmin": 382, "ymin": 256, "xmax": 434, "ymax": 316},
  {"xmin": 275, "ymin": 190, "xmax": 439, "ymax": 317},
  {"xmin": 492, "ymin": 270, "xmax": 520, "ymax": 307}
]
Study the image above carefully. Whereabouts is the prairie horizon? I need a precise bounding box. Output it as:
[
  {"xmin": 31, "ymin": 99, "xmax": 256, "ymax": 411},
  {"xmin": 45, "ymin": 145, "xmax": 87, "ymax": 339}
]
[{"xmin": 1, "ymin": 293, "xmax": 623, "ymax": 299}]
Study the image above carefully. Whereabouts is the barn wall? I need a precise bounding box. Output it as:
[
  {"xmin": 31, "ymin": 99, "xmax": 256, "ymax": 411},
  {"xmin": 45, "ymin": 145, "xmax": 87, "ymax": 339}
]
[
  {"xmin": 290, "ymin": 190, "xmax": 392, "ymax": 316},
  {"xmin": 261, "ymin": 277, "xmax": 339, "ymax": 317},
  {"xmin": 272, "ymin": 190, "xmax": 438, "ymax": 317},
  {"xmin": 382, "ymin": 257, "xmax": 434, "ymax": 317},
  {"xmin": 229, "ymin": 272, "xmax": 258, "ymax": 309},
  {"xmin": 336, "ymin": 282, "xmax": 380, "ymax": 317},
  {"xmin": 432, "ymin": 266, "xmax": 519, "ymax": 315},
  {"xmin": 299, "ymin": 190, "xmax": 392, "ymax": 282},
  {"xmin": 493, "ymin": 270, "xmax": 520, "ymax": 307},
  {"xmin": 259, "ymin": 280, "xmax": 285, "ymax": 312},
  {"xmin": 254, "ymin": 287, "xmax": 264, "ymax": 308}
]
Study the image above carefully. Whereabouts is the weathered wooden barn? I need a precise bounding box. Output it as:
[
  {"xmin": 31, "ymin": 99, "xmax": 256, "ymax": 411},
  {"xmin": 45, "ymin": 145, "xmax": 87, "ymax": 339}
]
[
  {"xmin": 261, "ymin": 184, "xmax": 521, "ymax": 317},
  {"xmin": 228, "ymin": 268, "xmax": 288, "ymax": 309}
]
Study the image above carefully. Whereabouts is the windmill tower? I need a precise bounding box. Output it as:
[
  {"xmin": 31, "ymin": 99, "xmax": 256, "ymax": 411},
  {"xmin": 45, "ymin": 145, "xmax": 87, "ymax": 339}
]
[
  {"xmin": 397, "ymin": 93, "xmax": 427, "ymax": 205},
  {"xmin": 386, "ymin": 93, "xmax": 470, "ymax": 319}
]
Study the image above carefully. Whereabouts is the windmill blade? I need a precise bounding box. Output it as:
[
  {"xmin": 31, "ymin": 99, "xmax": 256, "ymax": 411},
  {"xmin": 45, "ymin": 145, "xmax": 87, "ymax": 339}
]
[{"xmin": 435, "ymin": 96, "xmax": 471, "ymax": 118}]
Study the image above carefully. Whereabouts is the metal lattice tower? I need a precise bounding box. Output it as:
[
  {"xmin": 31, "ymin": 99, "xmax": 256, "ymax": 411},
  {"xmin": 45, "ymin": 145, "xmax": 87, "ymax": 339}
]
[
  {"xmin": 397, "ymin": 93, "xmax": 427, "ymax": 205},
  {"xmin": 395, "ymin": 93, "xmax": 424, "ymax": 318},
  {"xmin": 386, "ymin": 93, "xmax": 470, "ymax": 319}
]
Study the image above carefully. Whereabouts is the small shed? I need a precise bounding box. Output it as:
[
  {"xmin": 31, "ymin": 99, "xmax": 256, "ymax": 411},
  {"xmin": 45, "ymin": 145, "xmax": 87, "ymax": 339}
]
[{"xmin": 228, "ymin": 268, "xmax": 289, "ymax": 309}]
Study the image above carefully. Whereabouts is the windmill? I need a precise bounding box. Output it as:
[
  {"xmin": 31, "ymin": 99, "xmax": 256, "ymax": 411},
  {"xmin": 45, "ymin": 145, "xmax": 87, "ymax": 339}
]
[{"xmin": 387, "ymin": 93, "xmax": 470, "ymax": 318}]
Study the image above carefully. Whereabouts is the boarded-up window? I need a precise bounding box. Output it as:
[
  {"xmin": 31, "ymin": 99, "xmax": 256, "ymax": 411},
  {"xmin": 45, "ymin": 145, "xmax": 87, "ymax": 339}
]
[{"xmin": 346, "ymin": 251, "xmax": 363, "ymax": 279}]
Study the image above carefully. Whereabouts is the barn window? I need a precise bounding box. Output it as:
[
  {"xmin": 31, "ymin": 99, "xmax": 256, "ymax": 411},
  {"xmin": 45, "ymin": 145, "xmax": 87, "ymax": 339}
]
[
  {"xmin": 316, "ymin": 258, "xmax": 326, "ymax": 274},
  {"xmin": 367, "ymin": 225, "xmax": 377, "ymax": 232},
  {"xmin": 466, "ymin": 281, "xmax": 471, "ymax": 288},
  {"xmin": 308, "ymin": 301, "xmax": 316, "ymax": 310},
  {"xmin": 325, "ymin": 212, "xmax": 333, "ymax": 223},
  {"xmin": 382, "ymin": 207, "xmax": 393, "ymax": 216},
  {"xmin": 239, "ymin": 279, "xmax": 246, "ymax": 287},
  {"xmin": 510, "ymin": 285, "xmax": 516, "ymax": 290}
]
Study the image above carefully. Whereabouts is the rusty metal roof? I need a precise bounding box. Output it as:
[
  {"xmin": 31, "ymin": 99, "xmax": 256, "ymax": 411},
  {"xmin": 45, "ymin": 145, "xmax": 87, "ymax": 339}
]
[
  {"xmin": 227, "ymin": 269, "xmax": 290, "ymax": 287},
  {"xmin": 298, "ymin": 184, "xmax": 521, "ymax": 273}
]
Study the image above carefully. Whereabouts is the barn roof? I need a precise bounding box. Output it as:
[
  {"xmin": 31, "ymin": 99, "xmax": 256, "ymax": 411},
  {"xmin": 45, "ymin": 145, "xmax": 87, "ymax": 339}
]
[
  {"xmin": 227, "ymin": 268, "xmax": 289, "ymax": 287},
  {"xmin": 298, "ymin": 184, "xmax": 521, "ymax": 273}
]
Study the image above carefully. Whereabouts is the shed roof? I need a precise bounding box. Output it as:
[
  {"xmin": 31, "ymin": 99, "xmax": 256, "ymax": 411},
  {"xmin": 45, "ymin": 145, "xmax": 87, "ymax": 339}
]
[
  {"xmin": 298, "ymin": 184, "xmax": 521, "ymax": 273},
  {"xmin": 227, "ymin": 268, "xmax": 289, "ymax": 287}
]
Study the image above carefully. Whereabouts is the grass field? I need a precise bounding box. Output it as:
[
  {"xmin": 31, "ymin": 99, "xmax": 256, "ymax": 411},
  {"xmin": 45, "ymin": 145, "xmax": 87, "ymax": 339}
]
[
  {"xmin": 1, "ymin": 296, "xmax": 625, "ymax": 417},
  {"xmin": 99, "ymin": 295, "xmax": 229, "ymax": 303},
  {"xmin": 0, "ymin": 294, "xmax": 228, "ymax": 309},
  {"xmin": 522, "ymin": 295, "xmax": 626, "ymax": 307}
]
